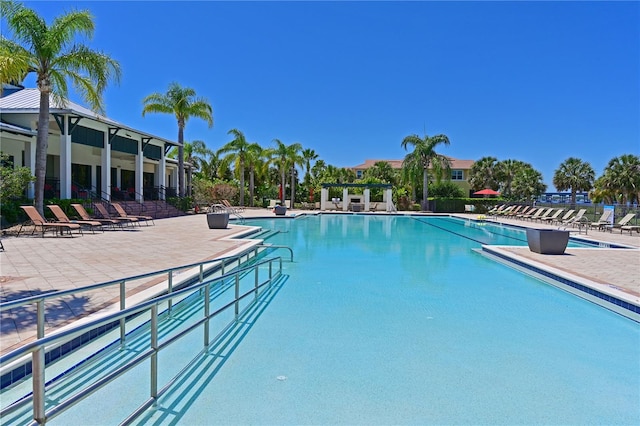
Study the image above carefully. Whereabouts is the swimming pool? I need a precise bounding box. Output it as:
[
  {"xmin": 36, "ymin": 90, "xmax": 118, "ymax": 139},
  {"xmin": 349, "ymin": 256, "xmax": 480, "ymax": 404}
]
[{"xmin": 5, "ymin": 215, "xmax": 640, "ymax": 424}]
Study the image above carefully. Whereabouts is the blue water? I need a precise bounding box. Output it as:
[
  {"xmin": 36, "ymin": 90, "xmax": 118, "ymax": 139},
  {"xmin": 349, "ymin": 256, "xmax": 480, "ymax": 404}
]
[{"xmin": 24, "ymin": 215, "xmax": 640, "ymax": 425}]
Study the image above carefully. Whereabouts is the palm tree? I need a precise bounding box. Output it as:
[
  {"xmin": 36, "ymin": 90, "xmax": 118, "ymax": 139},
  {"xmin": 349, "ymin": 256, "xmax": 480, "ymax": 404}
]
[
  {"xmin": 597, "ymin": 154, "xmax": 640, "ymax": 204},
  {"xmin": 365, "ymin": 161, "xmax": 396, "ymax": 184},
  {"xmin": 301, "ymin": 148, "xmax": 318, "ymax": 184},
  {"xmin": 142, "ymin": 82, "xmax": 213, "ymax": 198},
  {"xmin": 219, "ymin": 129, "xmax": 252, "ymax": 206},
  {"xmin": 269, "ymin": 139, "xmax": 302, "ymax": 205},
  {"xmin": 468, "ymin": 156, "xmax": 499, "ymax": 191},
  {"xmin": 496, "ymin": 159, "xmax": 525, "ymax": 199},
  {"xmin": 401, "ymin": 133, "xmax": 451, "ymax": 211},
  {"xmin": 167, "ymin": 140, "xmax": 213, "ymax": 196},
  {"xmin": 512, "ymin": 163, "xmax": 547, "ymax": 202},
  {"xmin": 552, "ymin": 157, "xmax": 595, "ymax": 206},
  {"xmin": 0, "ymin": 2, "xmax": 121, "ymax": 215},
  {"xmin": 244, "ymin": 143, "xmax": 264, "ymax": 207}
]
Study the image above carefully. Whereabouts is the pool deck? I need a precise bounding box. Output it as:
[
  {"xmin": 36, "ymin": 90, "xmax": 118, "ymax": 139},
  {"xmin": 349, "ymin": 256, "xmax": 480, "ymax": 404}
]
[{"xmin": 1, "ymin": 209, "xmax": 639, "ymax": 355}]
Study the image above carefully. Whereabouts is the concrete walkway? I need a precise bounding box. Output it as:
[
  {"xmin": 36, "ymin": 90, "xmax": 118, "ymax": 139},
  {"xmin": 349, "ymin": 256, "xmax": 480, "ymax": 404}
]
[{"xmin": 1, "ymin": 208, "xmax": 639, "ymax": 355}]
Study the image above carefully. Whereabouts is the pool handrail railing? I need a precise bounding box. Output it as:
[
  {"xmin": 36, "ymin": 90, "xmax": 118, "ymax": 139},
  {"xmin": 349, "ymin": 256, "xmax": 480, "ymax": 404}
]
[{"xmin": 0, "ymin": 254, "xmax": 286, "ymax": 425}]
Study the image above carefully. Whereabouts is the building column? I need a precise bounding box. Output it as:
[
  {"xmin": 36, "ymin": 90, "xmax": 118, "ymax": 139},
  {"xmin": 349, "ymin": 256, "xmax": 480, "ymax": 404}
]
[
  {"xmin": 342, "ymin": 188, "xmax": 348, "ymax": 212},
  {"xmin": 24, "ymin": 139, "xmax": 36, "ymax": 198},
  {"xmin": 158, "ymin": 146, "xmax": 166, "ymax": 200},
  {"xmin": 135, "ymin": 140, "xmax": 143, "ymax": 202},
  {"xmin": 59, "ymin": 131, "xmax": 71, "ymax": 199},
  {"xmin": 320, "ymin": 187, "xmax": 328, "ymax": 211},
  {"xmin": 102, "ymin": 131, "xmax": 111, "ymax": 200},
  {"xmin": 386, "ymin": 188, "xmax": 393, "ymax": 212},
  {"xmin": 364, "ymin": 189, "xmax": 370, "ymax": 211}
]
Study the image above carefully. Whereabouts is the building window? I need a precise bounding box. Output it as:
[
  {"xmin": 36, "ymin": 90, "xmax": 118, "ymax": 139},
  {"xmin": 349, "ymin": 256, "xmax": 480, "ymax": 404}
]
[
  {"xmin": 356, "ymin": 170, "xmax": 363, "ymax": 178},
  {"xmin": 451, "ymin": 170, "xmax": 464, "ymax": 180}
]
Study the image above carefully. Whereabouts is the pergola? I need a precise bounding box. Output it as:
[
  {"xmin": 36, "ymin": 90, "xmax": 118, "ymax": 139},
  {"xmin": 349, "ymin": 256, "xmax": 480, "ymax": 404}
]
[{"xmin": 320, "ymin": 183, "xmax": 394, "ymax": 212}]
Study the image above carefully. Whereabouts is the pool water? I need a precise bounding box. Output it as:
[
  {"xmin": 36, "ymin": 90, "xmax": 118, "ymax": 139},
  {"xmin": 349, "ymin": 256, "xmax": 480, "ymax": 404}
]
[{"xmin": 15, "ymin": 215, "xmax": 640, "ymax": 424}]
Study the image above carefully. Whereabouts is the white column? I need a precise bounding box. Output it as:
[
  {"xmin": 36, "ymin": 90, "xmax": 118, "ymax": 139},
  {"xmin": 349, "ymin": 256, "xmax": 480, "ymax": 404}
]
[
  {"xmin": 25, "ymin": 139, "xmax": 35, "ymax": 198},
  {"xmin": 342, "ymin": 188, "xmax": 348, "ymax": 212},
  {"xmin": 102, "ymin": 131, "xmax": 111, "ymax": 200},
  {"xmin": 386, "ymin": 188, "xmax": 393, "ymax": 212},
  {"xmin": 59, "ymin": 131, "xmax": 71, "ymax": 199},
  {"xmin": 158, "ymin": 146, "xmax": 166, "ymax": 200},
  {"xmin": 320, "ymin": 188, "xmax": 328, "ymax": 211},
  {"xmin": 135, "ymin": 141, "xmax": 143, "ymax": 202},
  {"xmin": 364, "ymin": 189, "xmax": 370, "ymax": 212}
]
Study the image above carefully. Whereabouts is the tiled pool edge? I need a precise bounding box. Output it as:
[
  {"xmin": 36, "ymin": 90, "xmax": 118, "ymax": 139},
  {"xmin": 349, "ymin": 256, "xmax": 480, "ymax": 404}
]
[{"xmin": 478, "ymin": 245, "xmax": 640, "ymax": 322}]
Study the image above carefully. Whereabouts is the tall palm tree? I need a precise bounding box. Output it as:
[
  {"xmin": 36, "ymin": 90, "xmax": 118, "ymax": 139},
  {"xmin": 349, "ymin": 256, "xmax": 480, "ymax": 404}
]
[
  {"xmin": 401, "ymin": 133, "xmax": 451, "ymax": 211},
  {"xmin": 552, "ymin": 157, "xmax": 595, "ymax": 206},
  {"xmin": 301, "ymin": 148, "xmax": 318, "ymax": 184},
  {"xmin": 142, "ymin": 82, "xmax": 213, "ymax": 198},
  {"xmin": 219, "ymin": 129, "xmax": 251, "ymax": 206},
  {"xmin": 270, "ymin": 139, "xmax": 302, "ymax": 205},
  {"xmin": 512, "ymin": 163, "xmax": 546, "ymax": 202},
  {"xmin": 366, "ymin": 161, "xmax": 396, "ymax": 184},
  {"xmin": 245, "ymin": 143, "xmax": 265, "ymax": 207},
  {"xmin": 0, "ymin": 2, "xmax": 121, "ymax": 215},
  {"xmin": 496, "ymin": 159, "xmax": 525, "ymax": 199}
]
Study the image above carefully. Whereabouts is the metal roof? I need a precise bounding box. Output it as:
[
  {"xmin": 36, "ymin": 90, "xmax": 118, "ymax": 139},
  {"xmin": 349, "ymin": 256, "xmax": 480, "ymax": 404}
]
[
  {"xmin": 0, "ymin": 88, "xmax": 179, "ymax": 146},
  {"xmin": 0, "ymin": 121, "xmax": 37, "ymax": 136}
]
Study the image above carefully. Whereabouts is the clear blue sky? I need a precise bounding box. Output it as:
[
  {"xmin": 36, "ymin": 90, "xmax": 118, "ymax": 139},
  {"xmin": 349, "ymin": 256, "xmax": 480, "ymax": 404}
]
[{"xmin": 17, "ymin": 1, "xmax": 640, "ymax": 190}]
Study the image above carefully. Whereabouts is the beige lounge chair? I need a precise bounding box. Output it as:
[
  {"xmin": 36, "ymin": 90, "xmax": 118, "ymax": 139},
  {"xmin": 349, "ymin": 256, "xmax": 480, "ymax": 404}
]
[
  {"xmin": 95, "ymin": 203, "xmax": 140, "ymax": 226},
  {"xmin": 525, "ymin": 208, "xmax": 548, "ymax": 221},
  {"xmin": 506, "ymin": 206, "xmax": 529, "ymax": 217},
  {"xmin": 71, "ymin": 204, "xmax": 124, "ymax": 229},
  {"xmin": 516, "ymin": 207, "xmax": 539, "ymax": 220},
  {"xmin": 553, "ymin": 209, "xmax": 575, "ymax": 225},
  {"xmin": 47, "ymin": 205, "xmax": 103, "ymax": 233},
  {"xmin": 562, "ymin": 209, "xmax": 586, "ymax": 227},
  {"xmin": 540, "ymin": 208, "xmax": 564, "ymax": 223},
  {"xmin": 589, "ymin": 210, "xmax": 614, "ymax": 230},
  {"xmin": 18, "ymin": 206, "xmax": 82, "ymax": 237},
  {"xmin": 533, "ymin": 208, "xmax": 556, "ymax": 222},
  {"xmin": 111, "ymin": 202, "xmax": 154, "ymax": 225},
  {"xmin": 604, "ymin": 213, "xmax": 637, "ymax": 233}
]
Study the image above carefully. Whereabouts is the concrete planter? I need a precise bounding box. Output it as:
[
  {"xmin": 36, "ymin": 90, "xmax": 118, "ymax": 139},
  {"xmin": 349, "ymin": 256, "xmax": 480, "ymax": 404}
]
[
  {"xmin": 207, "ymin": 212, "xmax": 229, "ymax": 229},
  {"xmin": 526, "ymin": 229, "xmax": 569, "ymax": 254},
  {"xmin": 274, "ymin": 205, "xmax": 287, "ymax": 216}
]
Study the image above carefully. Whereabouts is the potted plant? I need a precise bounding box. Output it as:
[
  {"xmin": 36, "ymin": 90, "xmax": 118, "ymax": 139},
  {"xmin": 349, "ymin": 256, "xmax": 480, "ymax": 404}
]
[{"xmin": 274, "ymin": 205, "xmax": 287, "ymax": 216}]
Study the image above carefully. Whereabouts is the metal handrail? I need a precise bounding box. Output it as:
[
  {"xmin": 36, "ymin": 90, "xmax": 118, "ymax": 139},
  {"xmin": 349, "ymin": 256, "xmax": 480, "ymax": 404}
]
[
  {"xmin": 258, "ymin": 243, "xmax": 294, "ymax": 262},
  {"xmin": 0, "ymin": 256, "xmax": 285, "ymax": 425},
  {"xmin": 0, "ymin": 246, "xmax": 271, "ymax": 342}
]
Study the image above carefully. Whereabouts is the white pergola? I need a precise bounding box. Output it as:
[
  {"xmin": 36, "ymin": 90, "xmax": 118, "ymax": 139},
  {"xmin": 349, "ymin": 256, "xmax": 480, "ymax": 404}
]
[{"xmin": 319, "ymin": 183, "xmax": 394, "ymax": 212}]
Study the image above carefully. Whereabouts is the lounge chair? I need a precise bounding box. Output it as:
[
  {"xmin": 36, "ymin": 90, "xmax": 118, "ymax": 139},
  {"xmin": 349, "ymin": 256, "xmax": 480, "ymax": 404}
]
[
  {"xmin": 533, "ymin": 208, "xmax": 556, "ymax": 222},
  {"xmin": 540, "ymin": 208, "xmax": 564, "ymax": 223},
  {"xmin": 71, "ymin": 204, "xmax": 125, "ymax": 229},
  {"xmin": 553, "ymin": 209, "xmax": 575, "ymax": 225},
  {"xmin": 111, "ymin": 202, "xmax": 154, "ymax": 225},
  {"xmin": 506, "ymin": 205, "xmax": 529, "ymax": 217},
  {"xmin": 487, "ymin": 204, "xmax": 506, "ymax": 215},
  {"xmin": 589, "ymin": 210, "xmax": 614, "ymax": 230},
  {"xmin": 47, "ymin": 205, "xmax": 103, "ymax": 233},
  {"xmin": 604, "ymin": 213, "xmax": 637, "ymax": 233},
  {"xmin": 516, "ymin": 207, "xmax": 539, "ymax": 220},
  {"xmin": 524, "ymin": 208, "xmax": 548, "ymax": 221},
  {"xmin": 495, "ymin": 205, "xmax": 515, "ymax": 216},
  {"xmin": 95, "ymin": 203, "xmax": 140, "ymax": 226},
  {"xmin": 18, "ymin": 206, "xmax": 82, "ymax": 237},
  {"xmin": 562, "ymin": 209, "xmax": 586, "ymax": 227}
]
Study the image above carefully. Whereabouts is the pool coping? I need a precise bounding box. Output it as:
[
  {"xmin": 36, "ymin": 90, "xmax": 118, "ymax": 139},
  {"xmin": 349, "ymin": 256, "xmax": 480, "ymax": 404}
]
[{"xmin": 478, "ymin": 245, "xmax": 640, "ymax": 322}]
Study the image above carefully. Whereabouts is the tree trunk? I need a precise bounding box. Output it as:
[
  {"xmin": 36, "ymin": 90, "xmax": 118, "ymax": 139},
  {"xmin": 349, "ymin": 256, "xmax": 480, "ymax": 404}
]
[
  {"xmin": 239, "ymin": 162, "xmax": 245, "ymax": 206},
  {"xmin": 249, "ymin": 168, "xmax": 255, "ymax": 207},
  {"xmin": 178, "ymin": 125, "xmax": 184, "ymax": 198},
  {"xmin": 290, "ymin": 167, "xmax": 296, "ymax": 209},
  {"xmin": 34, "ymin": 90, "xmax": 50, "ymax": 217},
  {"xmin": 422, "ymin": 167, "xmax": 429, "ymax": 211},
  {"xmin": 281, "ymin": 170, "xmax": 286, "ymax": 204}
]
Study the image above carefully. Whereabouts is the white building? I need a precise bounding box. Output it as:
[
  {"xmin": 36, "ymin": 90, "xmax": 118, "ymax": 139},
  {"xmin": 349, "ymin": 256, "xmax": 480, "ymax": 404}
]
[{"xmin": 0, "ymin": 85, "xmax": 182, "ymax": 202}]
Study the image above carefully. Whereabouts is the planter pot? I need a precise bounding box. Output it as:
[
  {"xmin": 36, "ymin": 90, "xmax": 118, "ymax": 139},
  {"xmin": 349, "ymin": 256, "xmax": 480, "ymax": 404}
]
[
  {"xmin": 274, "ymin": 205, "xmax": 287, "ymax": 216},
  {"xmin": 207, "ymin": 212, "xmax": 229, "ymax": 229},
  {"xmin": 526, "ymin": 229, "xmax": 569, "ymax": 255}
]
